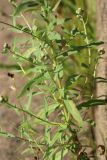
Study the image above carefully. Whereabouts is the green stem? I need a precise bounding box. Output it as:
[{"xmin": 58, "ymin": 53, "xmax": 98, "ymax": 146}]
[
  {"xmin": 1, "ymin": 101, "xmax": 61, "ymax": 126},
  {"xmin": 0, "ymin": 130, "xmax": 44, "ymax": 153},
  {"xmin": 0, "ymin": 21, "xmax": 35, "ymax": 38},
  {"xmin": 81, "ymin": 18, "xmax": 91, "ymax": 85},
  {"xmin": 21, "ymin": 13, "xmax": 31, "ymax": 30},
  {"xmin": 52, "ymin": 55, "xmax": 69, "ymax": 122},
  {"xmin": 82, "ymin": 18, "xmax": 91, "ymax": 65},
  {"xmin": 52, "ymin": 0, "xmax": 61, "ymax": 11},
  {"xmin": 10, "ymin": 50, "xmax": 36, "ymax": 66},
  {"xmin": 0, "ymin": 21, "xmax": 56, "ymax": 53}
]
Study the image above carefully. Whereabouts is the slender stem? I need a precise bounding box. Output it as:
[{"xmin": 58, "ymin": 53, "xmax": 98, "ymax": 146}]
[
  {"xmin": 81, "ymin": 18, "xmax": 91, "ymax": 85},
  {"xmin": 0, "ymin": 21, "xmax": 35, "ymax": 37},
  {"xmin": 59, "ymin": 41, "xmax": 104, "ymax": 57},
  {"xmin": 0, "ymin": 130, "xmax": 44, "ymax": 153},
  {"xmin": 52, "ymin": 0, "xmax": 61, "ymax": 11},
  {"xmin": 82, "ymin": 18, "xmax": 91, "ymax": 65},
  {"xmin": 1, "ymin": 101, "xmax": 61, "ymax": 126},
  {"xmin": 1, "ymin": 130, "xmax": 86, "ymax": 149},
  {"xmin": 52, "ymin": 54, "xmax": 68, "ymax": 121},
  {"xmin": 0, "ymin": 20, "xmax": 57, "ymax": 59},
  {"xmin": 21, "ymin": 14, "xmax": 32, "ymax": 30},
  {"xmin": 10, "ymin": 50, "xmax": 36, "ymax": 65}
]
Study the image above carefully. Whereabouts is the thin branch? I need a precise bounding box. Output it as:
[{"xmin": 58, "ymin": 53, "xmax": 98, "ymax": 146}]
[
  {"xmin": 1, "ymin": 100, "xmax": 61, "ymax": 126},
  {"xmin": 0, "ymin": 20, "xmax": 36, "ymax": 38}
]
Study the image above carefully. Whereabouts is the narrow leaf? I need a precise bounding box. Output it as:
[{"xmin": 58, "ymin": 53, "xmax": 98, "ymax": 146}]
[
  {"xmin": 18, "ymin": 73, "xmax": 44, "ymax": 97},
  {"xmin": 78, "ymin": 99, "xmax": 107, "ymax": 110},
  {"xmin": 64, "ymin": 100, "xmax": 84, "ymax": 127},
  {"xmin": 14, "ymin": 1, "xmax": 39, "ymax": 16}
]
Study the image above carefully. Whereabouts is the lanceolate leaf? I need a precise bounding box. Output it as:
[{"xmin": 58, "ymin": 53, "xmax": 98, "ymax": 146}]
[
  {"xmin": 50, "ymin": 130, "xmax": 62, "ymax": 146},
  {"xmin": 95, "ymin": 77, "xmax": 107, "ymax": 83},
  {"xmin": 65, "ymin": 74, "xmax": 81, "ymax": 88},
  {"xmin": 0, "ymin": 130, "xmax": 15, "ymax": 138},
  {"xmin": 78, "ymin": 99, "xmax": 107, "ymax": 110},
  {"xmin": 64, "ymin": 100, "xmax": 84, "ymax": 127},
  {"xmin": 18, "ymin": 73, "xmax": 44, "ymax": 97},
  {"xmin": 60, "ymin": 41, "xmax": 104, "ymax": 56},
  {"xmin": 14, "ymin": 1, "xmax": 40, "ymax": 16},
  {"xmin": 35, "ymin": 103, "xmax": 59, "ymax": 124},
  {"xmin": 52, "ymin": 149, "xmax": 68, "ymax": 160}
]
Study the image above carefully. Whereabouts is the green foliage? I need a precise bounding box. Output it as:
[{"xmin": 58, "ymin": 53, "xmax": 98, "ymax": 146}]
[
  {"xmin": 0, "ymin": 0, "xmax": 106, "ymax": 159},
  {"xmin": 14, "ymin": 1, "xmax": 40, "ymax": 16}
]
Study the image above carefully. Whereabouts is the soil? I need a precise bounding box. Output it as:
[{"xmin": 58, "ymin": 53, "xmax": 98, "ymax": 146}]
[{"xmin": 0, "ymin": 1, "xmax": 21, "ymax": 159}]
